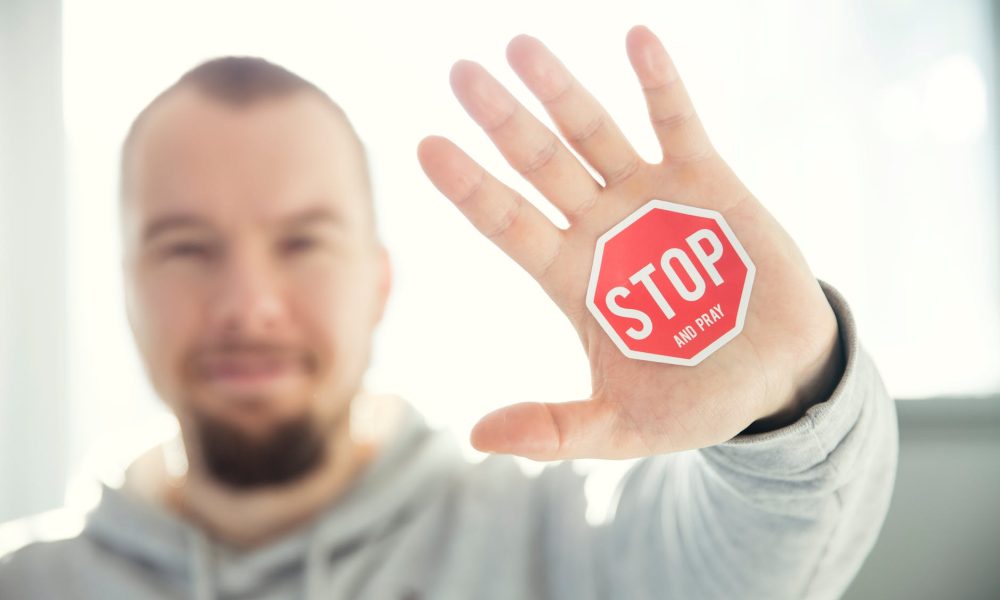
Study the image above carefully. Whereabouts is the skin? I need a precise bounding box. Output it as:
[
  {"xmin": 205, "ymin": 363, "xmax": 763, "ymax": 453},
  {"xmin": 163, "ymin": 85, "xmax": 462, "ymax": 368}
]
[
  {"xmin": 417, "ymin": 26, "xmax": 844, "ymax": 460},
  {"xmin": 121, "ymin": 87, "xmax": 391, "ymax": 547},
  {"xmin": 118, "ymin": 24, "xmax": 842, "ymax": 547}
]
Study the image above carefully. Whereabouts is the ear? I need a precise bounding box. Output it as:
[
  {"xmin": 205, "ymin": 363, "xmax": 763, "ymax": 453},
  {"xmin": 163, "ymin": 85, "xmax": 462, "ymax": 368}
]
[
  {"xmin": 122, "ymin": 253, "xmax": 140, "ymax": 339},
  {"xmin": 373, "ymin": 244, "xmax": 392, "ymax": 325}
]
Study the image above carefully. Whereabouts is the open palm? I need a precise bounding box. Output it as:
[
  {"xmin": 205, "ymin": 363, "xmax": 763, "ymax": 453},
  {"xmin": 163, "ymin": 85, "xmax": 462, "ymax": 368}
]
[{"xmin": 418, "ymin": 26, "xmax": 843, "ymax": 460}]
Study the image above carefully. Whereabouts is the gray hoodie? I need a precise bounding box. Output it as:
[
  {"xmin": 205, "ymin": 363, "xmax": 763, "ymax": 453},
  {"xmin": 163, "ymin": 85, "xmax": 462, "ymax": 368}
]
[{"xmin": 0, "ymin": 282, "xmax": 898, "ymax": 599}]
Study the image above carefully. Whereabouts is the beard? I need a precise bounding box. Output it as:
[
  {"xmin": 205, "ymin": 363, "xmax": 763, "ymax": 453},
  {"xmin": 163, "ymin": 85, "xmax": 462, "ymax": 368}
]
[{"xmin": 193, "ymin": 407, "xmax": 329, "ymax": 490}]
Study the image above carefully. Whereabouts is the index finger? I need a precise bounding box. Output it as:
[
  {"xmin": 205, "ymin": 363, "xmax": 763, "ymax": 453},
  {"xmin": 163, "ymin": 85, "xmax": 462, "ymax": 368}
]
[{"xmin": 417, "ymin": 135, "xmax": 566, "ymax": 292}]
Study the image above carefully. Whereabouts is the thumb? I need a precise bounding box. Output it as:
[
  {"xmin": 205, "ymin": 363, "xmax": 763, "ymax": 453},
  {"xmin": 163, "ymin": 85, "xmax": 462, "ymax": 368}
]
[{"xmin": 470, "ymin": 399, "xmax": 634, "ymax": 460}]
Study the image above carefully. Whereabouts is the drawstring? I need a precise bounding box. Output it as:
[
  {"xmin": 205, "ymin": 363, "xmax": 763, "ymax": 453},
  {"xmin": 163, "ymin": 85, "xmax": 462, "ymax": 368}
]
[
  {"xmin": 187, "ymin": 528, "xmax": 215, "ymax": 600},
  {"xmin": 184, "ymin": 520, "xmax": 328, "ymax": 600},
  {"xmin": 302, "ymin": 526, "xmax": 326, "ymax": 600}
]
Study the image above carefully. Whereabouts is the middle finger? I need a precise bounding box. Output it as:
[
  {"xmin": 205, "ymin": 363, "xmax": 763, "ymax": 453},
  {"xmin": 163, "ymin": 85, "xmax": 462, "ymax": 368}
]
[{"xmin": 506, "ymin": 35, "xmax": 644, "ymax": 188}]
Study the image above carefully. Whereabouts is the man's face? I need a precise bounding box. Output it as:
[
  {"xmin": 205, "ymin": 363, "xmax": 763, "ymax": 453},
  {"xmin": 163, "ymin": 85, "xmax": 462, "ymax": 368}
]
[{"xmin": 121, "ymin": 88, "xmax": 389, "ymax": 486}]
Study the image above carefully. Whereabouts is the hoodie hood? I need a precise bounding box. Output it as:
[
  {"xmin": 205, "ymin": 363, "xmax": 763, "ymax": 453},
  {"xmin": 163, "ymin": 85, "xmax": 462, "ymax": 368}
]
[{"xmin": 81, "ymin": 396, "xmax": 465, "ymax": 600}]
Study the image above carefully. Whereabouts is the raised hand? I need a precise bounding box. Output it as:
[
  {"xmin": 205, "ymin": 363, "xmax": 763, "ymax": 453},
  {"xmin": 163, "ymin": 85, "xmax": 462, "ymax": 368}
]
[{"xmin": 417, "ymin": 26, "xmax": 843, "ymax": 460}]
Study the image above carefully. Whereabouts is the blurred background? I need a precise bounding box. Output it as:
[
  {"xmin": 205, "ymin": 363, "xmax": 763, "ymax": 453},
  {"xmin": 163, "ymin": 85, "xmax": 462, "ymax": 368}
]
[{"xmin": 1, "ymin": 0, "xmax": 998, "ymax": 597}]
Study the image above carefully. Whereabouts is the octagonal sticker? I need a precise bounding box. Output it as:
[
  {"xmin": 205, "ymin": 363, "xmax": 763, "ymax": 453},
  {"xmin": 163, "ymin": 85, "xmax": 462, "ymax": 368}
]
[{"xmin": 585, "ymin": 199, "xmax": 755, "ymax": 366}]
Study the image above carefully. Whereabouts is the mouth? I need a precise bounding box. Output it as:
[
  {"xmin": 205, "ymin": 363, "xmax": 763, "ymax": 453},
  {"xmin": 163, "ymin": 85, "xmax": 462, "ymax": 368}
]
[{"xmin": 200, "ymin": 356, "xmax": 304, "ymax": 395}]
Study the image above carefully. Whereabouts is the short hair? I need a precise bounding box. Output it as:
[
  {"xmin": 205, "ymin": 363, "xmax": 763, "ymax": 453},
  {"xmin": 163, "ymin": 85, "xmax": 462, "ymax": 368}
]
[{"xmin": 119, "ymin": 56, "xmax": 375, "ymax": 231}]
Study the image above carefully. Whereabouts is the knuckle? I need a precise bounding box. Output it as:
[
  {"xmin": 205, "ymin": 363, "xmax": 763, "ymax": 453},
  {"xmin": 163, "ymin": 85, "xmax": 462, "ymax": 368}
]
[
  {"xmin": 484, "ymin": 194, "xmax": 525, "ymax": 240},
  {"xmin": 456, "ymin": 170, "xmax": 487, "ymax": 206},
  {"xmin": 566, "ymin": 188, "xmax": 599, "ymax": 223},
  {"xmin": 539, "ymin": 77, "xmax": 576, "ymax": 106},
  {"xmin": 604, "ymin": 155, "xmax": 641, "ymax": 187},
  {"xmin": 641, "ymin": 70, "xmax": 682, "ymax": 95},
  {"xmin": 569, "ymin": 112, "xmax": 606, "ymax": 144},
  {"xmin": 535, "ymin": 236, "xmax": 563, "ymax": 281},
  {"xmin": 651, "ymin": 108, "xmax": 697, "ymax": 132},
  {"xmin": 482, "ymin": 104, "xmax": 519, "ymax": 133},
  {"xmin": 516, "ymin": 138, "xmax": 560, "ymax": 177},
  {"xmin": 665, "ymin": 145, "xmax": 718, "ymax": 167}
]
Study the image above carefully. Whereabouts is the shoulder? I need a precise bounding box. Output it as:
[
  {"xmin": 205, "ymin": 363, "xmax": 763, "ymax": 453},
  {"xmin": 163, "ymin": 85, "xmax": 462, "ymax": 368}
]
[{"xmin": 0, "ymin": 508, "xmax": 91, "ymax": 578}]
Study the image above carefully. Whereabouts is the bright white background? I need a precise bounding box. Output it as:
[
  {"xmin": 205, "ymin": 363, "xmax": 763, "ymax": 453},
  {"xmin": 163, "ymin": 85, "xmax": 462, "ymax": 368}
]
[{"xmin": 1, "ymin": 0, "xmax": 997, "ymax": 524}]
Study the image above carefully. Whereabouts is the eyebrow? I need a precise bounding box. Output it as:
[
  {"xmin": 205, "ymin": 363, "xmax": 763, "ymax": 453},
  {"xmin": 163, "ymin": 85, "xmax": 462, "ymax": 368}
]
[
  {"xmin": 280, "ymin": 205, "xmax": 344, "ymax": 230},
  {"xmin": 142, "ymin": 214, "xmax": 209, "ymax": 244},
  {"xmin": 141, "ymin": 204, "xmax": 344, "ymax": 245}
]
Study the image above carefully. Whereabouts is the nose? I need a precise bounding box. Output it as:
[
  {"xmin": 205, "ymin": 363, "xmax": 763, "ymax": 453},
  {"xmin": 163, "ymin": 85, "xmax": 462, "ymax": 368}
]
[{"xmin": 211, "ymin": 251, "xmax": 288, "ymax": 337}]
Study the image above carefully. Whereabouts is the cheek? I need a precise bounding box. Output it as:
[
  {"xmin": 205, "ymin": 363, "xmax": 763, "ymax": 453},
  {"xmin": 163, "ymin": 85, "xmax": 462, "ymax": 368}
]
[
  {"xmin": 293, "ymin": 263, "xmax": 379, "ymax": 370},
  {"xmin": 133, "ymin": 273, "xmax": 205, "ymax": 393}
]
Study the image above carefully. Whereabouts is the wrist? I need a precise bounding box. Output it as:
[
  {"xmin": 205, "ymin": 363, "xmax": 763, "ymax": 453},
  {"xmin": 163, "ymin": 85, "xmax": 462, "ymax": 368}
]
[{"xmin": 744, "ymin": 311, "xmax": 845, "ymax": 435}]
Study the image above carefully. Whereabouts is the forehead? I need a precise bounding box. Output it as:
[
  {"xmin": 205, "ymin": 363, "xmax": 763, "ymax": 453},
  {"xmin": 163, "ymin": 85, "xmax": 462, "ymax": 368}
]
[{"xmin": 124, "ymin": 87, "xmax": 369, "ymax": 230}]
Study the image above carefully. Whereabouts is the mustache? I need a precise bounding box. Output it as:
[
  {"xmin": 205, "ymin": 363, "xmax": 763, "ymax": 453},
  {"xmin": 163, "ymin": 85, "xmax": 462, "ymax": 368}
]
[
  {"xmin": 203, "ymin": 342, "xmax": 297, "ymax": 356},
  {"xmin": 196, "ymin": 334, "xmax": 303, "ymax": 356},
  {"xmin": 186, "ymin": 338, "xmax": 315, "ymax": 374}
]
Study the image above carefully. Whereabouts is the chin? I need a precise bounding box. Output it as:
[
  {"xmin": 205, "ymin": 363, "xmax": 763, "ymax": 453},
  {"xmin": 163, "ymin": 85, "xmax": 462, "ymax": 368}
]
[{"xmin": 193, "ymin": 403, "xmax": 327, "ymax": 489}]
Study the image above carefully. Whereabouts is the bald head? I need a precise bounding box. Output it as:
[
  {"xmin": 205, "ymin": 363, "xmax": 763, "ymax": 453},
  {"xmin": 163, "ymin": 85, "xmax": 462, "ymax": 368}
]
[{"xmin": 119, "ymin": 56, "xmax": 374, "ymax": 239}]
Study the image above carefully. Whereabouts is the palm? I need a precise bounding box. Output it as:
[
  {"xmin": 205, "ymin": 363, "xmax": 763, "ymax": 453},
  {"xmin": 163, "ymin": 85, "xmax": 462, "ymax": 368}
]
[{"xmin": 418, "ymin": 27, "xmax": 840, "ymax": 460}]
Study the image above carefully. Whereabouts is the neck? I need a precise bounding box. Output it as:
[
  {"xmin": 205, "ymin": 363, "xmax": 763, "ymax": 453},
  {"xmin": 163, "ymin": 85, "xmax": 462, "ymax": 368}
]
[{"xmin": 165, "ymin": 408, "xmax": 377, "ymax": 550}]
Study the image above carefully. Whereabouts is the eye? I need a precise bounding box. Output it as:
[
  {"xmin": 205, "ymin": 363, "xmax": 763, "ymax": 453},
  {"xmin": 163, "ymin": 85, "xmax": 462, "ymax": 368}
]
[
  {"xmin": 282, "ymin": 236, "xmax": 319, "ymax": 254},
  {"xmin": 166, "ymin": 242, "xmax": 211, "ymax": 258}
]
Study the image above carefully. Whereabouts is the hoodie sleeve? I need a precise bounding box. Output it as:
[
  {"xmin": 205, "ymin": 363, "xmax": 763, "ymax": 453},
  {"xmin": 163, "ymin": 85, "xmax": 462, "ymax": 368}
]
[{"xmin": 595, "ymin": 281, "xmax": 899, "ymax": 600}]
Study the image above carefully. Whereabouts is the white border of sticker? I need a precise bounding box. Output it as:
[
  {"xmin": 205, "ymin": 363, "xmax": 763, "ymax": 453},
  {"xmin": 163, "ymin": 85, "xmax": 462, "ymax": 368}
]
[{"xmin": 585, "ymin": 199, "xmax": 756, "ymax": 366}]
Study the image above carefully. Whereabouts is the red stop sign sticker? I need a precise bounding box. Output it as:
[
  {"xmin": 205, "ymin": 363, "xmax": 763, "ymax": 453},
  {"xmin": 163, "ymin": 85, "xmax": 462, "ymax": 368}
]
[{"xmin": 586, "ymin": 199, "xmax": 755, "ymax": 366}]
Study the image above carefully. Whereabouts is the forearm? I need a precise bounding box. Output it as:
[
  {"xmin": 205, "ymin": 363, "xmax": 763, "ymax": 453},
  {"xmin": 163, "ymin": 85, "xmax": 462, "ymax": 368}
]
[{"xmin": 602, "ymin": 282, "xmax": 899, "ymax": 599}]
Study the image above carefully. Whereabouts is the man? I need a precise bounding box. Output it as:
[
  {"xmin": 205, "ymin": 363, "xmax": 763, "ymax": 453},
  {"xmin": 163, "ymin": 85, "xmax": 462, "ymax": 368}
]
[{"xmin": 0, "ymin": 26, "xmax": 897, "ymax": 599}]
